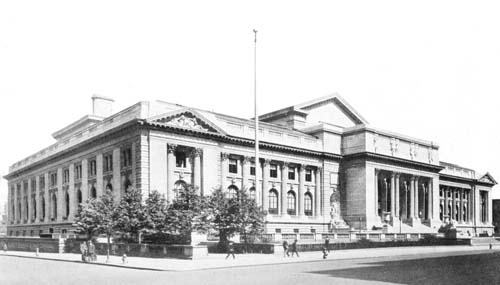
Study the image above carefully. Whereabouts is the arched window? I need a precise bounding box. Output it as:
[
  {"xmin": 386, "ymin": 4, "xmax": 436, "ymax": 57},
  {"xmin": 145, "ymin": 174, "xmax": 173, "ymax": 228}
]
[
  {"xmin": 439, "ymin": 203, "xmax": 443, "ymax": 221},
  {"xmin": 268, "ymin": 189, "xmax": 278, "ymax": 214},
  {"xmin": 227, "ymin": 185, "xmax": 238, "ymax": 199},
  {"xmin": 18, "ymin": 202, "xmax": 21, "ymax": 221},
  {"xmin": 463, "ymin": 205, "xmax": 467, "ymax": 222},
  {"xmin": 32, "ymin": 197, "xmax": 37, "ymax": 220},
  {"xmin": 124, "ymin": 179, "xmax": 132, "ymax": 192},
  {"xmin": 304, "ymin": 192, "xmax": 313, "ymax": 216},
  {"xmin": 24, "ymin": 197, "xmax": 28, "ymax": 221},
  {"xmin": 65, "ymin": 192, "xmax": 70, "ymax": 218},
  {"xmin": 51, "ymin": 193, "xmax": 57, "ymax": 220},
  {"xmin": 90, "ymin": 187, "xmax": 97, "ymax": 199},
  {"xmin": 174, "ymin": 180, "xmax": 187, "ymax": 199},
  {"xmin": 105, "ymin": 183, "xmax": 113, "ymax": 192},
  {"xmin": 249, "ymin": 187, "xmax": 256, "ymax": 200},
  {"xmin": 287, "ymin": 191, "xmax": 296, "ymax": 215},
  {"xmin": 41, "ymin": 197, "xmax": 45, "ymax": 220},
  {"xmin": 455, "ymin": 205, "xmax": 459, "ymax": 221},
  {"xmin": 77, "ymin": 189, "xmax": 82, "ymax": 204}
]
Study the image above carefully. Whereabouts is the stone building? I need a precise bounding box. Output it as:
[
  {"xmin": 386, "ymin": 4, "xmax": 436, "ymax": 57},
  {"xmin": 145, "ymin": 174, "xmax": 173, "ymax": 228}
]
[{"xmin": 3, "ymin": 94, "xmax": 497, "ymax": 237}]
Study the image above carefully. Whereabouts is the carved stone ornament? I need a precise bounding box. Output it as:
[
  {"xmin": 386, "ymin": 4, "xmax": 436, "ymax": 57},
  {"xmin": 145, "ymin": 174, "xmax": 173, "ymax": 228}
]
[
  {"xmin": 167, "ymin": 144, "xmax": 177, "ymax": 153},
  {"xmin": 191, "ymin": 148, "xmax": 203, "ymax": 157},
  {"xmin": 390, "ymin": 138, "xmax": 399, "ymax": 156},
  {"xmin": 242, "ymin": 156, "xmax": 251, "ymax": 165},
  {"xmin": 167, "ymin": 114, "xmax": 209, "ymax": 131},
  {"xmin": 263, "ymin": 159, "xmax": 271, "ymax": 167},
  {"xmin": 428, "ymin": 147, "xmax": 434, "ymax": 164},
  {"xmin": 221, "ymin": 152, "xmax": 229, "ymax": 161},
  {"xmin": 373, "ymin": 133, "xmax": 379, "ymax": 153},
  {"xmin": 410, "ymin": 143, "xmax": 418, "ymax": 160}
]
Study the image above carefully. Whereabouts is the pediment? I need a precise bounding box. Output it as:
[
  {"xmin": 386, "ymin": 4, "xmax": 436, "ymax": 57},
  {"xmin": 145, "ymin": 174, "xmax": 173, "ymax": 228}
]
[
  {"xmin": 478, "ymin": 173, "xmax": 497, "ymax": 185},
  {"xmin": 148, "ymin": 109, "xmax": 226, "ymax": 135}
]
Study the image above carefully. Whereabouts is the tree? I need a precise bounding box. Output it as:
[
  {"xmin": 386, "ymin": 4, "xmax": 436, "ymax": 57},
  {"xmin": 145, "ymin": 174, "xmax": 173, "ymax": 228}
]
[
  {"xmin": 73, "ymin": 198, "xmax": 102, "ymax": 241},
  {"xmin": 143, "ymin": 190, "xmax": 168, "ymax": 236},
  {"xmin": 95, "ymin": 190, "xmax": 119, "ymax": 263},
  {"xmin": 165, "ymin": 184, "xmax": 211, "ymax": 243},
  {"xmin": 115, "ymin": 187, "xmax": 147, "ymax": 243},
  {"xmin": 208, "ymin": 187, "xmax": 265, "ymax": 246}
]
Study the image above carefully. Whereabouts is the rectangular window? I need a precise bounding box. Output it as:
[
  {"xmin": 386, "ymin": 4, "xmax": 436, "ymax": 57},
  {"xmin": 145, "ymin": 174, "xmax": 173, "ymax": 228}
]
[
  {"xmin": 176, "ymin": 151, "xmax": 187, "ymax": 168},
  {"xmin": 39, "ymin": 176, "xmax": 45, "ymax": 189},
  {"xmin": 275, "ymin": 228, "xmax": 281, "ymax": 234},
  {"xmin": 50, "ymin": 173, "xmax": 57, "ymax": 187},
  {"xmin": 63, "ymin": 169, "xmax": 69, "ymax": 184},
  {"xmin": 288, "ymin": 168, "xmax": 296, "ymax": 180},
  {"xmin": 270, "ymin": 164, "xmax": 278, "ymax": 178},
  {"xmin": 121, "ymin": 148, "xmax": 132, "ymax": 168},
  {"xmin": 305, "ymin": 169, "xmax": 312, "ymax": 182},
  {"xmin": 104, "ymin": 154, "xmax": 113, "ymax": 172},
  {"xmin": 250, "ymin": 166, "xmax": 255, "ymax": 176},
  {"xmin": 293, "ymin": 228, "xmax": 299, "ymax": 234},
  {"xmin": 89, "ymin": 159, "xmax": 97, "ymax": 176},
  {"xmin": 31, "ymin": 179, "xmax": 36, "ymax": 192},
  {"xmin": 75, "ymin": 164, "xmax": 82, "ymax": 180},
  {"xmin": 229, "ymin": 159, "xmax": 238, "ymax": 174}
]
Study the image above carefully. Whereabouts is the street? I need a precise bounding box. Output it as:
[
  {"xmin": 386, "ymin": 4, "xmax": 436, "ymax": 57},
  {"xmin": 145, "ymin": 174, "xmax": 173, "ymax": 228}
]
[{"xmin": 1, "ymin": 249, "xmax": 500, "ymax": 284}]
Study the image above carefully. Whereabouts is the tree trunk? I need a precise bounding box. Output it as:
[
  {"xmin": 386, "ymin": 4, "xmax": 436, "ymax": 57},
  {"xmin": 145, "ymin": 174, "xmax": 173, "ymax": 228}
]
[{"xmin": 106, "ymin": 234, "xmax": 110, "ymax": 263}]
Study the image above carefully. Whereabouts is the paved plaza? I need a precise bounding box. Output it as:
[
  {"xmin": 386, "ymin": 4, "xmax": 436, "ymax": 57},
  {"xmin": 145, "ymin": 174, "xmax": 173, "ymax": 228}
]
[{"xmin": 1, "ymin": 245, "xmax": 500, "ymax": 284}]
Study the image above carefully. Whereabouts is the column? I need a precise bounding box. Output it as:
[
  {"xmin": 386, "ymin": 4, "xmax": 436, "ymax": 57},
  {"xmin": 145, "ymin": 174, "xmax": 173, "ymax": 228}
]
[
  {"xmin": 374, "ymin": 169, "xmax": 379, "ymax": 216},
  {"xmin": 57, "ymin": 168, "xmax": 63, "ymax": 222},
  {"xmin": 414, "ymin": 176, "xmax": 419, "ymax": 219},
  {"xmin": 192, "ymin": 148, "xmax": 202, "ymax": 194},
  {"xmin": 444, "ymin": 187, "xmax": 448, "ymax": 218},
  {"xmin": 395, "ymin": 174, "xmax": 400, "ymax": 218},
  {"xmin": 96, "ymin": 154, "xmax": 103, "ymax": 197},
  {"xmin": 35, "ymin": 178, "xmax": 41, "ymax": 223},
  {"xmin": 255, "ymin": 159, "xmax": 261, "ymax": 207},
  {"xmin": 167, "ymin": 144, "xmax": 177, "ymax": 202},
  {"xmin": 427, "ymin": 180, "xmax": 433, "ymax": 220},
  {"xmin": 452, "ymin": 188, "xmax": 456, "ymax": 221},
  {"xmin": 410, "ymin": 177, "xmax": 415, "ymax": 219},
  {"xmin": 281, "ymin": 163, "xmax": 288, "ymax": 215},
  {"xmin": 298, "ymin": 164, "xmax": 306, "ymax": 217},
  {"xmin": 488, "ymin": 191, "xmax": 492, "ymax": 224},
  {"xmin": 112, "ymin": 147, "xmax": 121, "ymax": 201},
  {"xmin": 315, "ymin": 167, "xmax": 322, "ymax": 217},
  {"xmin": 390, "ymin": 173, "xmax": 395, "ymax": 218},
  {"xmin": 44, "ymin": 173, "xmax": 50, "ymax": 223},
  {"xmin": 13, "ymin": 184, "xmax": 18, "ymax": 223},
  {"xmin": 68, "ymin": 163, "xmax": 75, "ymax": 220},
  {"xmin": 459, "ymin": 189, "xmax": 464, "ymax": 223},
  {"xmin": 81, "ymin": 159, "xmax": 89, "ymax": 202},
  {"xmin": 221, "ymin": 152, "xmax": 229, "ymax": 192},
  {"xmin": 242, "ymin": 156, "xmax": 251, "ymax": 191},
  {"xmin": 262, "ymin": 159, "xmax": 270, "ymax": 212},
  {"xmin": 27, "ymin": 180, "xmax": 32, "ymax": 223}
]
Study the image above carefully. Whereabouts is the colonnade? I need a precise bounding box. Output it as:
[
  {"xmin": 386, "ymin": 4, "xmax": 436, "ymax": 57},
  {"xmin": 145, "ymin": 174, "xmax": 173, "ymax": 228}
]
[{"xmin": 439, "ymin": 186, "xmax": 472, "ymax": 223}]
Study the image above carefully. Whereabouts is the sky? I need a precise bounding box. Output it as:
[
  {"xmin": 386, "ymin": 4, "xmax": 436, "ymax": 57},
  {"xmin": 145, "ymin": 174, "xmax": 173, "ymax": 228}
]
[{"xmin": 1, "ymin": 0, "xmax": 500, "ymax": 208}]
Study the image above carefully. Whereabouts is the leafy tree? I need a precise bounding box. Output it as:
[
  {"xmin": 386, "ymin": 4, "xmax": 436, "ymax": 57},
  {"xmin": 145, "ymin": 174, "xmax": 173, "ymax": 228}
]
[
  {"xmin": 165, "ymin": 184, "xmax": 211, "ymax": 243},
  {"xmin": 143, "ymin": 190, "xmax": 168, "ymax": 235},
  {"xmin": 208, "ymin": 187, "xmax": 265, "ymax": 246},
  {"xmin": 115, "ymin": 187, "xmax": 147, "ymax": 243},
  {"xmin": 73, "ymin": 198, "xmax": 102, "ymax": 241},
  {"xmin": 95, "ymin": 190, "xmax": 119, "ymax": 262}
]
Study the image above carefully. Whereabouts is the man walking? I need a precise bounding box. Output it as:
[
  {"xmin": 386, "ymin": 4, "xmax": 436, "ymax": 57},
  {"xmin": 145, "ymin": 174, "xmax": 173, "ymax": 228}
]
[
  {"xmin": 79, "ymin": 242, "xmax": 88, "ymax": 262},
  {"xmin": 282, "ymin": 240, "xmax": 289, "ymax": 257},
  {"xmin": 290, "ymin": 239, "xmax": 299, "ymax": 257},
  {"xmin": 225, "ymin": 241, "xmax": 235, "ymax": 259},
  {"xmin": 324, "ymin": 236, "xmax": 330, "ymax": 253}
]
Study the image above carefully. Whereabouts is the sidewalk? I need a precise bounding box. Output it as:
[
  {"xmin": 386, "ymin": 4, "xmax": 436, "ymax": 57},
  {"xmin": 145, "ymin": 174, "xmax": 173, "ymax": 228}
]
[{"xmin": 0, "ymin": 245, "xmax": 496, "ymax": 272}]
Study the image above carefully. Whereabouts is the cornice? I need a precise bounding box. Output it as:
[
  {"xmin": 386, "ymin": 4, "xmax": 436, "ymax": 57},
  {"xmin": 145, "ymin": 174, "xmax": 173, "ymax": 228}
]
[{"xmin": 343, "ymin": 151, "xmax": 444, "ymax": 173}]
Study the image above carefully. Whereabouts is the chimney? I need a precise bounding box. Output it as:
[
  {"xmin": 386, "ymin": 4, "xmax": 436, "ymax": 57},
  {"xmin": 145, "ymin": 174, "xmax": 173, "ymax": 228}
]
[{"xmin": 92, "ymin": 95, "xmax": 114, "ymax": 118}]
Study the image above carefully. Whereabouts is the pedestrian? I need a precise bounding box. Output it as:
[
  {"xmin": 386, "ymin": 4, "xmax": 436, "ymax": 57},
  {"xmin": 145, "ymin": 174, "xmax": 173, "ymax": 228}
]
[
  {"xmin": 88, "ymin": 241, "xmax": 96, "ymax": 262},
  {"xmin": 2, "ymin": 242, "xmax": 7, "ymax": 253},
  {"xmin": 122, "ymin": 254, "xmax": 128, "ymax": 264},
  {"xmin": 282, "ymin": 240, "xmax": 289, "ymax": 257},
  {"xmin": 322, "ymin": 246, "xmax": 328, "ymax": 259},
  {"xmin": 80, "ymin": 242, "xmax": 88, "ymax": 262},
  {"xmin": 225, "ymin": 241, "xmax": 235, "ymax": 259},
  {"xmin": 290, "ymin": 239, "xmax": 299, "ymax": 257},
  {"xmin": 324, "ymin": 236, "xmax": 330, "ymax": 253}
]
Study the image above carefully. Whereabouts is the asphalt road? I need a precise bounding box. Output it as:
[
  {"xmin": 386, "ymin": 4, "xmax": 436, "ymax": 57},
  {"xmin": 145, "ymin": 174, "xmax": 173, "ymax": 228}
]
[{"xmin": 1, "ymin": 250, "xmax": 500, "ymax": 285}]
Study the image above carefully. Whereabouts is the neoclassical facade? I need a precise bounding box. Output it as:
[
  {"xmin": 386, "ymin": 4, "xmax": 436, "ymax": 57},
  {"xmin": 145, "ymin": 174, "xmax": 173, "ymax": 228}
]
[{"xmin": 4, "ymin": 94, "xmax": 497, "ymax": 237}]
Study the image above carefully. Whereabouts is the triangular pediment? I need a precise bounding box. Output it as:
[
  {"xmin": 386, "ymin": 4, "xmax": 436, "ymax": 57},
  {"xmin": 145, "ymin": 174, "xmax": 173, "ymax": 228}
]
[
  {"xmin": 148, "ymin": 108, "xmax": 226, "ymax": 135},
  {"xmin": 478, "ymin": 172, "xmax": 497, "ymax": 185}
]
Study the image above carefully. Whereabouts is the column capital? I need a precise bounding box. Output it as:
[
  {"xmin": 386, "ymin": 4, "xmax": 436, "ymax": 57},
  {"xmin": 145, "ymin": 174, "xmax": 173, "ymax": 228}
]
[
  {"xmin": 300, "ymin": 164, "xmax": 307, "ymax": 171},
  {"xmin": 281, "ymin": 162, "xmax": 290, "ymax": 170},
  {"xmin": 242, "ymin": 156, "xmax": 252, "ymax": 165},
  {"xmin": 375, "ymin": 168, "xmax": 381, "ymax": 175},
  {"xmin": 167, "ymin": 144, "xmax": 177, "ymax": 153},
  {"xmin": 317, "ymin": 166, "xmax": 323, "ymax": 172},
  {"xmin": 191, "ymin": 148, "xmax": 203, "ymax": 157},
  {"xmin": 221, "ymin": 152, "xmax": 230, "ymax": 161},
  {"xmin": 263, "ymin": 159, "xmax": 271, "ymax": 167}
]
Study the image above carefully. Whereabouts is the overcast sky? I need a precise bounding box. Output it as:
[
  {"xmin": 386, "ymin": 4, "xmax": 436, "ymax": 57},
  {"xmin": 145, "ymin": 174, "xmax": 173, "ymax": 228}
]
[{"xmin": 1, "ymin": 0, "xmax": 499, "ymax": 208}]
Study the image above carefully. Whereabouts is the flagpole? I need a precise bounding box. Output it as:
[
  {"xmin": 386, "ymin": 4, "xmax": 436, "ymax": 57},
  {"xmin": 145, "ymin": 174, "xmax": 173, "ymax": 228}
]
[{"xmin": 253, "ymin": 29, "xmax": 260, "ymax": 206}]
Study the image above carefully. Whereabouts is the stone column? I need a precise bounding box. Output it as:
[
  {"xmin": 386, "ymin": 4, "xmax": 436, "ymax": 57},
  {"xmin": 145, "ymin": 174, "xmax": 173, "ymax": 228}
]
[
  {"xmin": 298, "ymin": 164, "xmax": 306, "ymax": 217},
  {"xmin": 96, "ymin": 154, "xmax": 103, "ymax": 197},
  {"xmin": 68, "ymin": 163, "xmax": 75, "ymax": 221},
  {"xmin": 44, "ymin": 173, "xmax": 50, "ymax": 223},
  {"xmin": 281, "ymin": 163, "xmax": 289, "ymax": 216},
  {"xmin": 255, "ymin": 160, "xmax": 261, "ymax": 207},
  {"xmin": 452, "ymin": 188, "xmax": 456, "ymax": 221},
  {"xmin": 390, "ymin": 173, "xmax": 395, "ymax": 218},
  {"xmin": 459, "ymin": 189, "xmax": 464, "ymax": 223},
  {"xmin": 262, "ymin": 159, "xmax": 270, "ymax": 212},
  {"xmin": 221, "ymin": 152, "xmax": 229, "ymax": 192},
  {"xmin": 27, "ymin": 180, "xmax": 32, "ymax": 223},
  {"xmin": 414, "ymin": 176, "xmax": 419, "ymax": 219},
  {"xmin": 374, "ymin": 169, "xmax": 379, "ymax": 216},
  {"xmin": 112, "ymin": 147, "xmax": 121, "ymax": 201},
  {"xmin": 395, "ymin": 174, "xmax": 400, "ymax": 218},
  {"xmin": 488, "ymin": 191, "xmax": 492, "ymax": 224},
  {"xmin": 315, "ymin": 167, "xmax": 322, "ymax": 217},
  {"xmin": 242, "ymin": 156, "xmax": 251, "ymax": 192},
  {"xmin": 35, "ymin": 178, "xmax": 41, "ymax": 223},
  {"xmin": 57, "ymin": 168, "xmax": 63, "ymax": 222},
  {"xmin": 167, "ymin": 144, "xmax": 177, "ymax": 203},
  {"xmin": 192, "ymin": 148, "xmax": 202, "ymax": 194},
  {"xmin": 13, "ymin": 184, "xmax": 18, "ymax": 223},
  {"xmin": 81, "ymin": 159, "xmax": 89, "ymax": 202},
  {"xmin": 410, "ymin": 176, "xmax": 415, "ymax": 219},
  {"xmin": 427, "ymin": 180, "xmax": 432, "ymax": 220}
]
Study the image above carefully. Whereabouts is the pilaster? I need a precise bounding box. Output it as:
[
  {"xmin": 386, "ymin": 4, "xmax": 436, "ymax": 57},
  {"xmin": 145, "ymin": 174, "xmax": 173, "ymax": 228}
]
[
  {"xmin": 96, "ymin": 153, "xmax": 104, "ymax": 197},
  {"xmin": 44, "ymin": 173, "xmax": 49, "ymax": 223},
  {"xmin": 81, "ymin": 159, "xmax": 89, "ymax": 202},
  {"xmin": 113, "ymin": 147, "xmax": 121, "ymax": 201},
  {"xmin": 68, "ymin": 163, "xmax": 75, "ymax": 220},
  {"xmin": 167, "ymin": 144, "xmax": 177, "ymax": 202},
  {"xmin": 281, "ymin": 163, "xmax": 288, "ymax": 216},
  {"xmin": 56, "ymin": 168, "xmax": 63, "ymax": 222},
  {"xmin": 298, "ymin": 164, "xmax": 305, "ymax": 217},
  {"xmin": 262, "ymin": 159, "xmax": 270, "ymax": 212},
  {"xmin": 315, "ymin": 167, "xmax": 321, "ymax": 217},
  {"xmin": 193, "ymin": 148, "xmax": 202, "ymax": 194}
]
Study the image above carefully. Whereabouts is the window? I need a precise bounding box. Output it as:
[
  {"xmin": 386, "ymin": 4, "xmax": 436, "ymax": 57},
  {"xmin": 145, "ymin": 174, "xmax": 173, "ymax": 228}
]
[
  {"xmin": 77, "ymin": 189, "xmax": 82, "ymax": 204},
  {"xmin": 122, "ymin": 148, "xmax": 132, "ymax": 168},
  {"xmin": 65, "ymin": 192, "xmax": 70, "ymax": 218},
  {"xmin": 175, "ymin": 151, "xmax": 187, "ymax": 168},
  {"xmin": 41, "ymin": 197, "xmax": 45, "ymax": 220},
  {"xmin": 51, "ymin": 193, "xmax": 57, "ymax": 220},
  {"xmin": 275, "ymin": 228, "xmax": 281, "ymax": 233},
  {"xmin": 270, "ymin": 164, "xmax": 278, "ymax": 178},
  {"xmin": 288, "ymin": 168, "xmax": 296, "ymax": 180},
  {"xmin": 32, "ymin": 197, "xmax": 37, "ymax": 220},
  {"xmin": 227, "ymin": 185, "xmax": 238, "ymax": 199},
  {"xmin": 304, "ymin": 193, "xmax": 313, "ymax": 216},
  {"xmin": 305, "ymin": 169, "xmax": 312, "ymax": 182},
  {"xmin": 250, "ymin": 166, "xmax": 255, "ymax": 176},
  {"xmin": 249, "ymin": 187, "xmax": 256, "ymax": 200},
  {"xmin": 293, "ymin": 228, "xmax": 299, "ymax": 234},
  {"xmin": 40, "ymin": 176, "xmax": 45, "ymax": 189},
  {"xmin": 268, "ymin": 189, "xmax": 278, "ymax": 214},
  {"xmin": 75, "ymin": 164, "xmax": 82, "ymax": 180},
  {"xmin": 229, "ymin": 159, "xmax": 238, "ymax": 174},
  {"xmin": 90, "ymin": 187, "xmax": 97, "ymax": 199},
  {"xmin": 174, "ymin": 180, "xmax": 187, "ymax": 199},
  {"xmin": 311, "ymin": 228, "xmax": 316, "ymax": 234},
  {"xmin": 104, "ymin": 154, "xmax": 113, "ymax": 172},
  {"xmin": 89, "ymin": 159, "xmax": 97, "ymax": 176},
  {"xmin": 287, "ymin": 191, "xmax": 296, "ymax": 215},
  {"xmin": 31, "ymin": 179, "xmax": 36, "ymax": 192},
  {"xmin": 63, "ymin": 169, "xmax": 70, "ymax": 184},
  {"xmin": 105, "ymin": 183, "xmax": 113, "ymax": 192}
]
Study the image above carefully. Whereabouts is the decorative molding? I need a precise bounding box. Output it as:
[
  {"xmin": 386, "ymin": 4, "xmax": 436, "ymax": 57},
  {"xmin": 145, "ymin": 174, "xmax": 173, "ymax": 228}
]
[
  {"xmin": 167, "ymin": 144, "xmax": 177, "ymax": 153},
  {"xmin": 242, "ymin": 156, "xmax": 251, "ymax": 165},
  {"xmin": 191, "ymin": 148, "xmax": 203, "ymax": 157},
  {"xmin": 373, "ymin": 133, "xmax": 379, "ymax": 153},
  {"xmin": 263, "ymin": 159, "xmax": 271, "ymax": 167},
  {"xmin": 427, "ymin": 147, "xmax": 434, "ymax": 164},
  {"xmin": 390, "ymin": 138, "xmax": 399, "ymax": 156},
  {"xmin": 410, "ymin": 143, "xmax": 418, "ymax": 160},
  {"xmin": 221, "ymin": 152, "xmax": 229, "ymax": 161}
]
